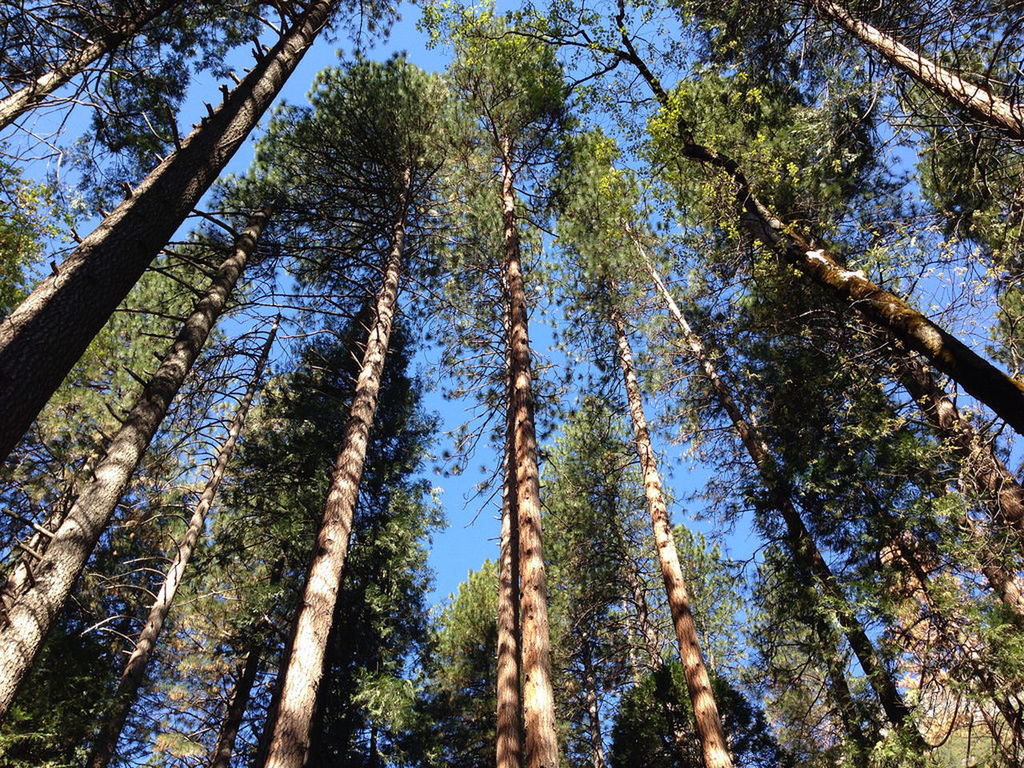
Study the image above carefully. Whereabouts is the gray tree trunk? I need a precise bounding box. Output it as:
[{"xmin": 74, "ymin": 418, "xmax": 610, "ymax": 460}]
[
  {"xmin": 0, "ymin": 0, "xmax": 339, "ymax": 462},
  {"xmin": 810, "ymin": 0, "xmax": 1024, "ymax": 140},
  {"xmin": 0, "ymin": 0, "xmax": 178, "ymax": 131},
  {"xmin": 85, "ymin": 315, "xmax": 278, "ymax": 768},
  {"xmin": 0, "ymin": 208, "xmax": 269, "ymax": 721}
]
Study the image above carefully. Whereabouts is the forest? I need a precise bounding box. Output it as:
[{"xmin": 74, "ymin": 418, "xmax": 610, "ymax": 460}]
[{"xmin": 0, "ymin": 0, "xmax": 1023, "ymax": 766}]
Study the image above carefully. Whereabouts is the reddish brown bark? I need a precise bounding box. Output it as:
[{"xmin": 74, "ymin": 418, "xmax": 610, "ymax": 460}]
[
  {"xmin": 497, "ymin": 388, "xmax": 523, "ymax": 768},
  {"xmin": 0, "ymin": 208, "xmax": 269, "ymax": 722},
  {"xmin": 501, "ymin": 145, "xmax": 560, "ymax": 768},
  {"xmin": 0, "ymin": 0, "xmax": 339, "ymax": 463},
  {"xmin": 261, "ymin": 188, "xmax": 407, "ymax": 768},
  {"xmin": 85, "ymin": 316, "xmax": 278, "ymax": 768},
  {"xmin": 612, "ymin": 15, "xmax": 1024, "ymax": 437},
  {"xmin": 608, "ymin": 298, "xmax": 734, "ymax": 768},
  {"xmin": 644, "ymin": 258, "xmax": 924, "ymax": 745},
  {"xmin": 809, "ymin": 0, "xmax": 1024, "ymax": 141}
]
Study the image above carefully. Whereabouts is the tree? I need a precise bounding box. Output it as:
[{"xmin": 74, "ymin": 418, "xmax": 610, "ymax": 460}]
[
  {"xmin": 0, "ymin": 0, "xmax": 350, "ymax": 462},
  {"xmin": 0, "ymin": 208, "xmax": 270, "ymax": 720}
]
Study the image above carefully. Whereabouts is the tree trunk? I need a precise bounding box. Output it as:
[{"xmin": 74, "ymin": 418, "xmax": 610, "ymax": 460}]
[
  {"xmin": 809, "ymin": 0, "xmax": 1024, "ymax": 141},
  {"xmin": 500, "ymin": 143, "xmax": 560, "ymax": 768},
  {"xmin": 613, "ymin": 24, "xmax": 1024, "ymax": 437},
  {"xmin": 260, "ymin": 182, "xmax": 408, "ymax": 768},
  {"xmin": 209, "ymin": 644, "xmax": 264, "ymax": 768},
  {"xmin": 580, "ymin": 635, "xmax": 606, "ymax": 768},
  {"xmin": 0, "ymin": 0, "xmax": 339, "ymax": 463},
  {"xmin": 85, "ymin": 315, "xmax": 279, "ymax": 768},
  {"xmin": 607, "ymin": 297, "xmax": 734, "ymax": 768},
  {"xmin": 643, "ymin": 257, "xmax": 925, "ymax": 747},
  {"xmin": 497, "ymin": 386, "xmax": 524, "ymax": 768},
  {"xmin": 0, "ymin": 208, "xmax": 268, "ymax": 722},
  {"xmin": 0, "ymin": 0, "xmax": 178, "ymax": 131}
]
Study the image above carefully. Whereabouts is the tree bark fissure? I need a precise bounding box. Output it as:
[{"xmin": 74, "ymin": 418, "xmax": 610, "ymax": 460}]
[
  {"xmin": 0, "ymin": 207, "xmax": 269, "ymax": 722},
  {"xmin": 607, "ymin": 296, "xmax": 734, "ymax": 768},
  {"xmin": 0, "ymin": 0, "xmax": 339, "ymax": 463},
  {"xmin": 85, "ymin": 315, "xmax": 279, "ymax": 768},
  {"xmin": 260, "ymin": 177, "xmax": 409, "ymax": 768},
  {"xmin": 809, "ymin": 0, "xmax": 1024, "ymax": 141},
  {"xmin": 643, "ymin": 257, "xmax": 923, "ymax": 743},
  {"xmin": 501, "ymin": 144, "xmax": 560, "ymax": 768}
]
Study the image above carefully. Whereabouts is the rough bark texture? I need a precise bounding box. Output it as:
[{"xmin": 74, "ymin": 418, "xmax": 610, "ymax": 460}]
[
  {"xmin": 0, "ymin": 0, "xmax": 178, "ymax": 130},
  {"xmin": 0, "ymin": 209, "xmax": 268, "ymax": 721},
  {"xmin": 0, "ymin": 0, "xmax": 339, "ymax": 463},
  {"xmin": 85, "ymin": 316, "xmax": 278, "ymax": 768},
  {"xmin": 613, "ymin": 16, "xmax": 1024, "ymax": 437},
  {"xmin": 810, "ymin": 0, "xmax": 1024, "ymax": 141},
  {"xmin": 501, "ymin": 147, "xmax": 560, "ymax": 768},
  {"xmin": 260, "ymin": 195, "xmax": 407, "ymax": 768},
  {"xmin": 209, "ymin": 645, "xmax": 263, "ymax": 768},
  {"xmin": 608, "ymin": 299, "xmax": 734, "ymax": 768},
  {"xmin": 497, "ymin": 388, "xmax": 523, "ymax": 768},
  {"xmin": 644, "ymin": 258, "xmax": 924, "ymax": 745}
]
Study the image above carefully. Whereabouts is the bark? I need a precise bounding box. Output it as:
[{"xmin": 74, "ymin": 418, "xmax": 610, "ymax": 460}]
[
  {"xmin": 501, "ymin": 143, "xmax": 560, "ymax": 768},
  {"xmin": 497, "ymin": 390, "xmax": 524, "ymax": 768},
  {"xmin": 612, "ymin": 13, "xmax": 1024, "ymax": 437},
  {"xmin": 0, "ymin": 207, "xmax": 268, "ymax": 722},
  {"xmin": 260, "ymin": 181, "xmax": 408, "ymax": 768},
  {"xmin": 0, "ymin": 0, "xmax": 339, "ymax": 463},
  {"xmin": 809, "ymin": 0, "xmax": 1024, "ymax": 141},
  {"xmin": 209, "ymin": 645, "xmax": 263, "ymax": 768},
  {"xmin": 580, "ymin": 635, "xmax": 606, "ymax": 768},
  {"xmin": 608, "ymin": 298, "xmax": 734, "ymax": 768},
  {"xmin": 0, "ymin": 0, "xmax": 178, "ymax": 131},
  {"xmin": 643, "ymin": 257, "xmax": 925, "ymax": 747},
  {"xmin": 85, "ymin": 315, "xmax": 279, "ymax": 768}
]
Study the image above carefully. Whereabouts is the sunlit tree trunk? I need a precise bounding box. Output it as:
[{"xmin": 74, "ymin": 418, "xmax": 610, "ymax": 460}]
[
  {"xmin": 607, "ymin": 296, "xmax": 734, "ymax": 768},
  {"xmin": 0, "ymin": 0, "xmax": 177, "ymax": 130},
  {"xmin": 809, "ymin": 0, "xmax": 1024, "ymax": 140},
  {"xmin": 85, "ymin": 316, "xmax": 279, "ymax": 768},
  {"xmin": 260, "ymin": 181, "xmax": 408, "ymax": 768},
  {"xmin": 613, "ymin": 21, "xmax": 1024, "ymax": 437},
  {"xmin": 500, "ymin": 143, "xmax": 560, "ymax": 768},
  {"xmin": 497, "ymin": 355, "xmax": 524, "ymax": 768},
  {"xmin": 0, "ymin": 208, "xmax": 269, "ymax": 722},
  {"xmin": 0, "ymin": 0, "xmax": 340, "ymax": 463},
  {"xmin": 643, "ymin": 257, "xmax": 924, "ymax": 747}
]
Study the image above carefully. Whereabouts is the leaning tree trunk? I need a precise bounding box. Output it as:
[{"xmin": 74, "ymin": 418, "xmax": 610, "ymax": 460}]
[
  {"xmin": 497, "ymin": 371, "xmax": 524, "ymax": 768},
  {"xmin": 0, "ymin": 208, "xmax": 269, "ymax": 722},
  {"xmin": 613, "ymin": 20, "xmax": 1024, "ymax": 437},
  {"xmin": 607, "ymin": 297, "xmax": 734, "ymax": 768},
  {"xmin": 209, "ymin": 644, "xmax": 264, "ymax": 768},
  {"xmin": 85, "ymin": 316, "xmax": 279, "ymax": 768},
  {"xmin": 809, "ymin": 0, "xmax": 1024, "ymax": 141},
  {"xmin": 0, "ymin": 0, "xmax": 178, "ymax": 131},
  {"xmin": 892, "ymin": 353, "xmax": 1024, "ymax": 623},
  {"xmin": 0, "ymin": 0, "xmax": 340, "ymax": 463},
  {"xmin": 260, "ymin": 183, "xmax": 408, "ymax": 768},
  {"xmin": 643, "ymin": 257, "xmax": 924, "ymax": 747},
  {"xmin": 500, "ymin": 143, "xmax": 561, "ymax": 768}
]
